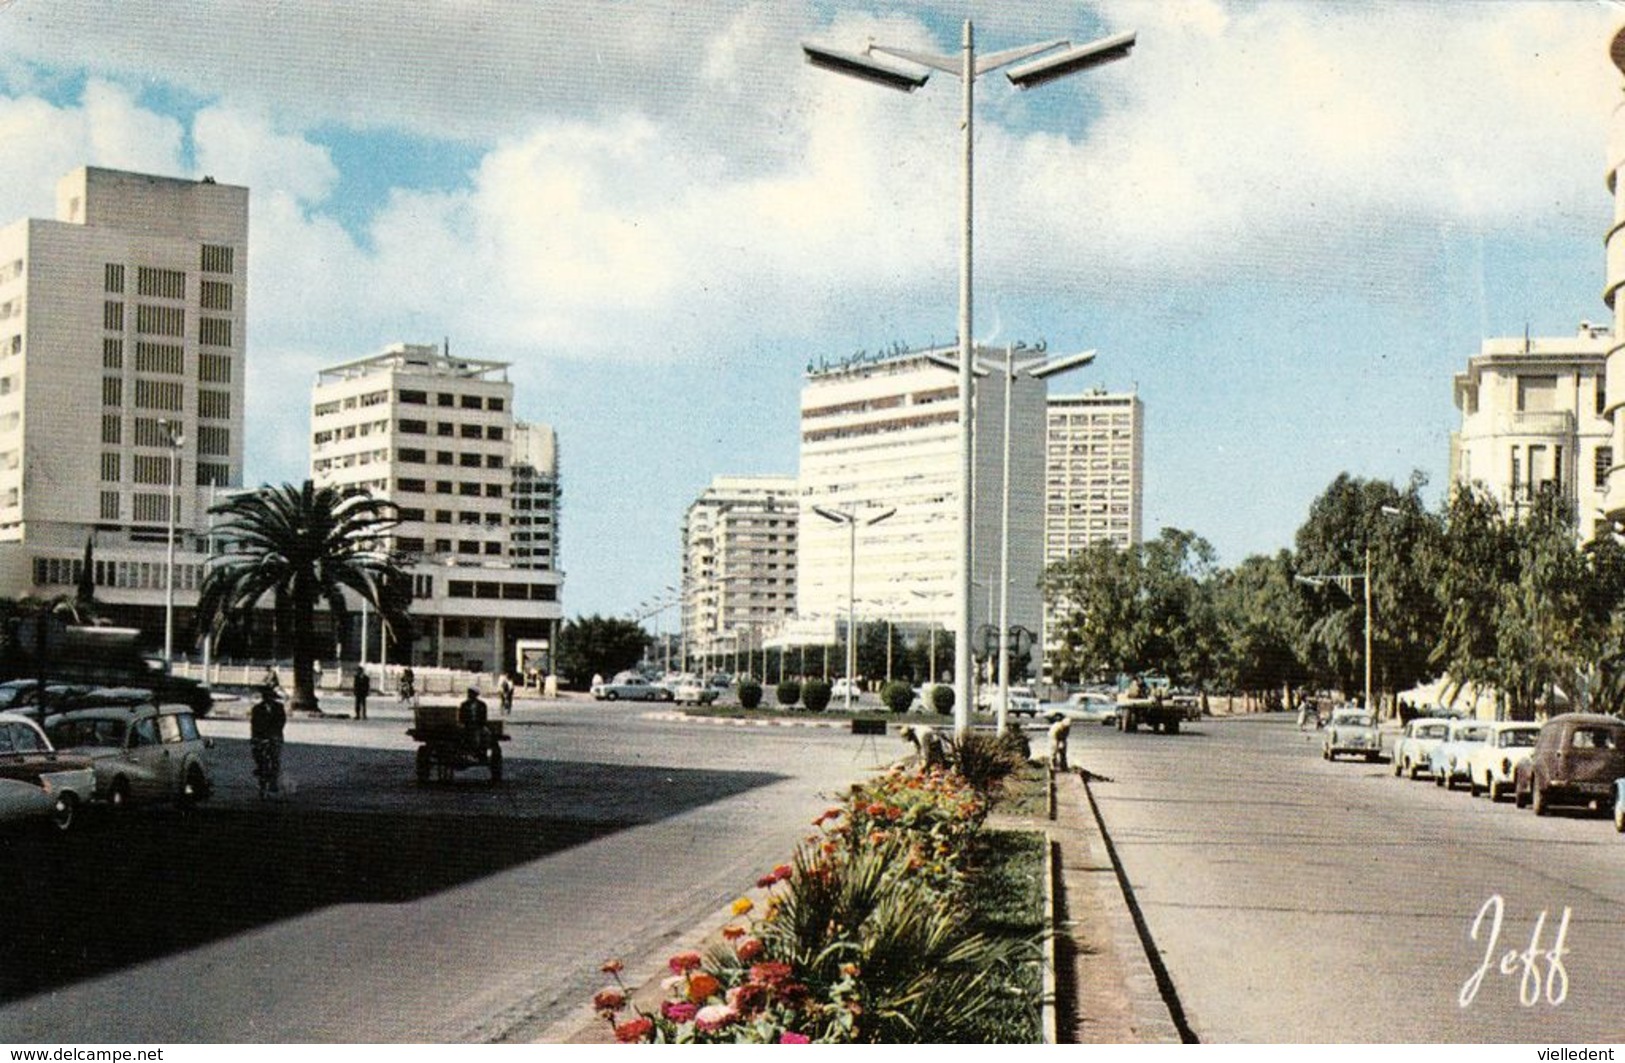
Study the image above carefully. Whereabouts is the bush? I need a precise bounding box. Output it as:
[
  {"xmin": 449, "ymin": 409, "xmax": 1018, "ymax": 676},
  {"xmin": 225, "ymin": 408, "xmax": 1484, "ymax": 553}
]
[
  {"xmin": 930, "ymin": 684, "xmax": 955, "ymax": 715},
  {"xmin": 880, "ymin": 680, "xmax": 914, "ymax": 714},
  {"xmin": 996, "ymin": 727, "xmax": 1031, "ymax": 762},
  {"xmin": 803, "ymin": 679, "xmax": 833, "ymax": 713},
  {"xmin": 953, "ymin": 731, "xmax": 1026, "ymax": 796},
  {"xmin": 738, "ymin": 680, "xmax": 764, "ymax": 709},
  {"xmin": 776, "ymin": 679, "xmax": 802, "ymax": 707}
]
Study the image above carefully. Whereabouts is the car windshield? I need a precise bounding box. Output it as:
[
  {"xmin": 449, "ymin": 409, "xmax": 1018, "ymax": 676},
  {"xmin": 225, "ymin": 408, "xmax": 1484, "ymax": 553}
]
[
  {"xmin": 1339, "ymin": 714, "xmax": 1373, "ymax": 727},
  {"xmin": 1500, "ymin": 730, "xmax": 1537, "ymax": 748},
  {"xmin": 47, "ymin": 717, "xmax": 127, "ymax": 748},
  {"xmin": 1418, "ymin": 724, "xmax": 1448, "ymax": 738},
  {"xmin": 1456, "ymin": 727, "xmax": 1490, "ymax": 742},
  {"xmin": 1571, "ymin": 728, "xmax": 1623, "ymax": 751}
]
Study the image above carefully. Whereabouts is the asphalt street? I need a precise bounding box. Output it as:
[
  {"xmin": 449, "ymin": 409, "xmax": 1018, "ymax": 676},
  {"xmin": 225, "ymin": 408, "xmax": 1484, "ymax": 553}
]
[
  {"xmin": 1072, "ymin": 713, "xmax": 1625, "ymax": 1043},
  {"xmin": 0, "ymin": 695, "xmax": 888, "ymax": 1043}
]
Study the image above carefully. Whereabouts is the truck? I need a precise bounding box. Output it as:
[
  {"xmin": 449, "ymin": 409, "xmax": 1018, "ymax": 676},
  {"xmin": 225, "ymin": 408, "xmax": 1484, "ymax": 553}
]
[
  {"xmin": 1114, "ymin": 674, "xmax": 1200, "ymax": 734},
  {"xmin": 1, "ymin": 621, "xmax": 213, "ymax": 716}
]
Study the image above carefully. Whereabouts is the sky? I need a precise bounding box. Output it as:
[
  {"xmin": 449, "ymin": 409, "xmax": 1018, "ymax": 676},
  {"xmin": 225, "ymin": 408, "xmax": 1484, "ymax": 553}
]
[{"xmin": 0, "ymin": 0, "xmax": 1620, "ymax": 620}]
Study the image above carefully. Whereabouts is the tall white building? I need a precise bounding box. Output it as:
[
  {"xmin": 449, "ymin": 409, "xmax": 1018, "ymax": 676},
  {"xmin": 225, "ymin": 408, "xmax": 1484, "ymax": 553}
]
[
  {"xmin": 1451, "ymin": 325, "xmax": 1612, "ymax": 541},
  {"xmin": 0, "ymin": 166, "xmax": 248, "ymax": 640},
  {"xmin": 794, "ymin": 345, "xmax": 1045, "ymax": 662},
  {"xmin": 680, "ymin": 475, "xmax": 798, "ymax": 672},
  {"xmin": 310, "ymin": 343, "xmax": 563, "ymax": 673}
]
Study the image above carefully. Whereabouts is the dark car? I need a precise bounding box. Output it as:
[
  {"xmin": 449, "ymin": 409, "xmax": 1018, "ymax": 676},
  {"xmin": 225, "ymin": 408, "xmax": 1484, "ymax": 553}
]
[{"xmin": 1513, "ymin": 714, "xmax": 1625, "ymax": 816}]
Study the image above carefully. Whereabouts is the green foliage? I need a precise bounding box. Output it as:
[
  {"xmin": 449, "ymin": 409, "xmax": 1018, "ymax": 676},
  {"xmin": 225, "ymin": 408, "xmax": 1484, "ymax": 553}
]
[
  {"xmin": 929, "ymin": 684, "xmax": 954, "ymax": 714},
  {"xmin": 738, "ymin": 679, "xmax": 764, "ymax": 709},
  {"xmin": 197, "ymin": 481, "xmax": 407, "ymax": 712},
  {"xmin": 995, "ymin": 726, "xmax": 1030, "ymax": 763},
  {"xmin": 880, "ymin": 680, "xmax": 913, "ymax": 714},
  {"xmin": 555, "ymin": 615, "xmax": 649, "ymax": 689},
  {"xmin": 776, "ymin": 679, "xmax": 802, "ymax": 707},
  {"xmin": 803, "ymin": 679, "xmax": 833, "ymax": 712},
  {"xmin": 952, "ymin": 731, "xmax": 1026, "ymax": 796}
]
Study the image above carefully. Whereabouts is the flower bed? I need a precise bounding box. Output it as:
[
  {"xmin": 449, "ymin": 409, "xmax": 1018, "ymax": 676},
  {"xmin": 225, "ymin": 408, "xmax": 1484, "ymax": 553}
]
[{"xmin": 593, "ymin": 763, "xmax": 1043, "ymax": 1043}]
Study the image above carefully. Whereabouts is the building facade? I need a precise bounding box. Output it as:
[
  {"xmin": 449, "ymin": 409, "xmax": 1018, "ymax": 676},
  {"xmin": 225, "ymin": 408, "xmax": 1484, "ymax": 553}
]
[
  {"xmin": 793, "ymin": 345, "xmax": 1046, "ymax": 666},
  {"xmin": 1451, "ymin": 325, "xmax": 1612, "ymax": 541},
  {"xmin": 680, "ymin": 475, "xmax": 798, "ymax": 674},
  {"xmin": 310, "ymin": 343, "xmax": 563, "ymax": 673},
  {"xmin": 0, "ymin": 166, "xmax": 248, "ymax": 645}
]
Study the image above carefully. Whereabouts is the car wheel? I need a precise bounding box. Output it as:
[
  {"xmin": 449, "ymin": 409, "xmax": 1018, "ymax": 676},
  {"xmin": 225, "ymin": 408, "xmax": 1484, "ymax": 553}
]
[
  {"xmin": 50, "ymin": 793, "xmax": 78, "ymax": 833},
  {"xmin": 1366, "ymin": 752, "xmax": 1378, "ymax": 763},
  {"xmin": 1469, "ymin": 774, "xmax": 1482, "ymax": 798},
  {"xmin": 178, "ymin": 765, "xmax": 208, "ymax": 808},
  {"xmin": 489, "ymin": 743, "xmax": 503, "ymax": 785},
  {"xmin": 108, "ymin": 777, "xmax": 131, "ymax": 812},
  {"xmin": 604, "ymin": 691, "xmax": 619, "ymax": 701},
  {"xmin": 1515, "ymin": 780, "xmax": 1530, "ymax": 808},
  {"xmin": 1533, "ymin": 780, "xmax": 1549, "ymax": 817},
  {"xmin": 1489, "ymin": 777, "xmax": 1504, "ymax": 803},
  {"xmin": 1434, "ymin": 769, "xmax": 1445, "ymax": 788},
  {"xmin": 1392, "ymin": 757, "xmax": 1402, "ymax": 777},
  {"xmin": 1614, "ymin": 798, "xmax": 1625, "ymax": 833},
  {"xmin": 416, "ymin": 746, "xmax": 432, "ymax": 784}
]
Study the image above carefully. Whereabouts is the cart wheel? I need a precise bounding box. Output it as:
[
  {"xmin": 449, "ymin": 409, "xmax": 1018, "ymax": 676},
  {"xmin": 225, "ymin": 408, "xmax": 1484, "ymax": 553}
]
[
  {"xmin": 416, "ymin": 746, "xmax": 432, "ymax": 784},
  {"xmin": 489, "ymin": 742, "xmax": 503, "ymax": 785}
]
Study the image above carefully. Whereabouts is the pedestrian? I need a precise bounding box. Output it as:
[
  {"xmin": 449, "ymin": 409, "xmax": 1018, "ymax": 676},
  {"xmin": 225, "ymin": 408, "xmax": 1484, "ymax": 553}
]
[
  {"xmin": 458, "ymin": 686, "xmax": 489, "ymax": 750},
  {"xmin": 901, "ymin": 724, "xmax": 948, "ymax": 770},
  {"xmin": 1049, "ymin": 715, "xmax": 1072, "ymax": 772},
  {"xmin": 261, "ymin": 664, "xmax": 282, "ymax": 694},
  {"xmin": 499, "ymin": 672, "xmax": 515, "ymax": 716},
  {"xmin": 399, "ymin": 666, "xmax": 416, "ymax": 705},
  {"xmin": 250, "ymin": 683, "xmax": 287, "ymax": 798},
  {"xmin": 353, "ymin": 669, "xmax": 371, "ymax": 720}
]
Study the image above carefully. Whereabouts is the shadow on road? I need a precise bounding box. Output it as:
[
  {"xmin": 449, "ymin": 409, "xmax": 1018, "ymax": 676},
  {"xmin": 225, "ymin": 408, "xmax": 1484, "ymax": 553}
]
[{"xmin": 0, "ymin": 741, "xmax": 785, "ymax": 1004}]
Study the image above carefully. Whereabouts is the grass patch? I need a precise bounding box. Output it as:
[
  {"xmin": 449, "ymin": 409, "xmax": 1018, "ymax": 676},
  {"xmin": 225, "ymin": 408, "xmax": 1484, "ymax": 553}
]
[
  {"xmin": 993, "ymin": 759, "xmax": 1048, "ymax": 819},
  {"xmin": 963, "ymin": 828, "xmax": 1047, "ymax": 1042}
]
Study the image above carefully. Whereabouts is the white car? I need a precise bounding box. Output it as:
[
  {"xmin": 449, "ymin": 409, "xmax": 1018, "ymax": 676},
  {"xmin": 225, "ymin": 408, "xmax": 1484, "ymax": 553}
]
[
  {"xmin": 1462, "ymin": 721, "xmax": 1541, "ymax": 801},
  {"xmin": 1391, "ymin": 718, "xmax": 1451, "ymax": 780},
  {"xmin": 978, "ymin": 685, "xmax": 1040, "ymax": 717},
  {"xmin": 1431, "ymin": 719, "xmax": 1493, "ymax": 790},
  {"xmin": 1323, "ymin": 709, "xmax": 1381, "ymax": 762},
  {"xmin": 669, "ymin": 675, "xmax": 718, "ymax": 706},
  {"xmin": 831, "ymin": 677, "xmax": 862, "ymax": 702},
  {"xmin": 44, "ymin": 704, "xmax": 214, "ymax": 809},
  {"xmin": 0, "ymin": 711, "xmax": 96, "ymax": 831},
  {"xmin": 1046, "ymin": 691, "xmax": 1119, "ymax": 726}
]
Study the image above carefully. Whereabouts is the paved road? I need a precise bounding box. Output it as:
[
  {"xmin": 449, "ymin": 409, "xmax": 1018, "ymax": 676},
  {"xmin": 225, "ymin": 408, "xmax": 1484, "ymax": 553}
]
[
  {"xmin": 1073, "ymin": 713, "xmax": 1625, "ymax": 1043},
  {"xmin": 0, "ymin": 696, "xmax": 899, "ymax": 1043}
]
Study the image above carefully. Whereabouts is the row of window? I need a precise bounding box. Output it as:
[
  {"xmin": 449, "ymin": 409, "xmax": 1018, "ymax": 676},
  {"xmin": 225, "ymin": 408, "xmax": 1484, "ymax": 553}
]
[
  {"xmin": 101, "ymin": 377, "xmax": 231, "ymax": 419},
  {"xmin": 102, "ymin": 301, "xmax": 235, "ymax": 347},
  {"xmin": 397, "ymin": 389, "xmax": 505, "ymax": 411},
  {"xmin": 393, "ymin": 477, "xmax": 506, "ymax": 498},
  {"xmin": 34, "ymin": 556, "xmax": 203, "ymax": 592},
  {"xmin": 396, "ymin": 419, "xmax": 506, "ymax": 441},
  {"xmin": 395, "ymin": 449, "xmax": 506, "ymax": 470}
]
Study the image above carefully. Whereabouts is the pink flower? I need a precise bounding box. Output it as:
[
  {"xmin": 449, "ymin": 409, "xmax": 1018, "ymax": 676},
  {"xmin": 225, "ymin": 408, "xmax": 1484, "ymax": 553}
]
[
  {"xmin": 772, "ymin": 864, "xmax": 792, "ymax": 882},
  {"xmin": 693, "ymin": 1003, "xmax": 739, "ymax": 1033},
  {"xmin": 661, "ymin": 1000, "xmax": 698, "ymax": 1023},
  {"xmin": 668, "ymin": 950, "xmax": 704, "ymax": 974},
  {"xmin": 780, "ymin": 1032, "xmax": 811, "ymax": 1044}
]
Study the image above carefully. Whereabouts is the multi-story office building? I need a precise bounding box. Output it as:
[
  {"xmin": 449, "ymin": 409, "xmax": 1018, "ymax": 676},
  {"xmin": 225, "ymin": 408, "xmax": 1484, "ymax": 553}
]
[
  {"xmin": 310, "ymin": 343, "xmax": 563, "ymax": 673},
  {"xmin": 793, "ymin": 345, "xmax": 1045, "ymax": 661},
  {"xmin": 0, "ymin": 166, "xmax": 248, "ymax": 642},
  {"xmin": 1603, "ymin": 27, "xmax": 1625, "ymax": 526},
  {"xmin": 680, "ymin": 475, "xmax": 798, "ymax": 672},
  {"xmin": 1042, "ymin": 391, "xmax": 1144, "ymax": 675},
  {"xmin": 1451, "ymin": 324, "xmax": 1612, "ymax": 541}
]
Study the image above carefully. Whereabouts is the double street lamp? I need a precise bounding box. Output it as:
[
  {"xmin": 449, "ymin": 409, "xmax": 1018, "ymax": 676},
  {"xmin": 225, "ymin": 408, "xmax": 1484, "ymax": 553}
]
[
  {"xmin": 803, "ymin": 20, "xmax": 1135, "ymax": 736},
  {"xmin": 1298, "ymin": 506, "xmax": 1402, "ymax": 715},
  {"xmin": 814, "ymin": 505, "xmax": 895, "ymax": 712}
]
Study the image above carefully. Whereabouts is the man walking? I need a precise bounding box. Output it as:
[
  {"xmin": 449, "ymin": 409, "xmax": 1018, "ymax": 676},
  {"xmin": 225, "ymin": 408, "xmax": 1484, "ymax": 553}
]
[
  {"xmin": 250, "ymin": 684, "xmax": 287, "ymax": 798},
  {"xmin": 353, "ymin": 669, "xmax": 371, "ymax": 720}
]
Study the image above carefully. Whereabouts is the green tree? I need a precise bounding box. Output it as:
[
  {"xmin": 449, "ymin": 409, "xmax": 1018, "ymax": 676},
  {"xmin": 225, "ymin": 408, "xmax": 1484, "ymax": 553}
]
[
  {"xmin": 555, "ymin": 615, "xmax": 649, "ymax": 688},
  {"xmin": 196, "ymin": 482, "xmax": 408, "ymax": 713},
  {"xmin": 1211, "ymin": 551, "xmax": 1308, "ymax": 702},
  {"xmin": 1042, "ymin": 539, "xmax": 1140, "ymax": 682},
  {"xmin": 1428, "ymin": 483, "xmax": 1518, "ymax": 708},
  {"xmin": 1494, "ymin": 487, "xmax": 1592, "ymax": 720}
]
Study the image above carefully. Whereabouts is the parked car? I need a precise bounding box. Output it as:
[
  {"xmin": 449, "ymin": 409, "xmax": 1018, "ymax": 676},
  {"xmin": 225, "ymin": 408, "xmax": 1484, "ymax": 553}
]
[
  {"xmin": 1430, "ymin": 719, "xmax": 1493, "ymax": 791},
  {"xmin": 670, "ymin": 675, "xmax": 718, "ymax": 706},
  {"xmin": 1613, "ymin": 777, "xmax": 1625, "ymax": 833},
  {"xmin": 1514, "ymin": 713, "xmax": 1625, "ymax": 815},
  {"xmin": 45, "ymin": 703, "xmax": 214, "ymax": 810},
  {"xmin": 590, "ymin": 672, "xmax": 674, "ymax": 702},
  {"xmin": 0, "ymin": 710, "xmax": 96, "ymax": 831},
  {"xmin": 1463, "ymin": 721, "xmax": 1541, "ymax": 801},
  {"xmin": 1046, "ymin": 691, "xmax": 1119, "ymax": 726},
  {"xmin": 978, "ymin": 684, "xmax": 1040, "ymax": 717},
  {"xmin": 831, "ymin": 677, "xmax": 862, "ymax": 701},
  {"xmin": 1323, "ymin": 709, "xmax": 1381, "ymax": 761},
  {"xmin": 1391, "ymin": 718, "xmax": 1451, "ymax": 780}
]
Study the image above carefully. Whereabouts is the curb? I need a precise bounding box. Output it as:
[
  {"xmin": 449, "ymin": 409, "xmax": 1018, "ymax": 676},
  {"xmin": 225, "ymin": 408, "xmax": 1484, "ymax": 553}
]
[{"xmin": 641, "ymin": 711, "xmax": 860, "ymax": 730}]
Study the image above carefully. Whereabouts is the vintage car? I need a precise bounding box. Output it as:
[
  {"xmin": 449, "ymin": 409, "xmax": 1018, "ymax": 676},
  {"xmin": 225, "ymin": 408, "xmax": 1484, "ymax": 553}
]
[
  {"xmin": 1514, "ymin": 714, "xmax": 1625, "ymax": 816},
  {"xmin": 669, "ymin": 675, "xmax": 718, "ymax": 706},
  {"xmin": 0, "ymin": 710, "xmax": 96, "ymax": 831},
  {"xmin": 44, "ymin": 703, "xmax": 213, "ymax": 809},
  {"xmin": 1323, "ymin": 709, "xmax": 1381, "ymax": 762},
  {"xmin": 590, "ymin": 672, "xmax": 674, "ymax": 702},
  {"xmin": 1046, "ymin": 691, "xmax": 1120, "ymax": 727},
  {"xmin": 1391, "ymin": 718, "xmax": 1452, "ymax": 780},
  {"xmin": 978, "ymin": 685, "xmax": 1041, "ymax": 718},
  {"xmin": 1430, "ymin": 719, "xmax": 1493, "ymax": 791},
  {"xmin": 1463, "ymin": 721, "xmax": 1541, "ymax": 801}
]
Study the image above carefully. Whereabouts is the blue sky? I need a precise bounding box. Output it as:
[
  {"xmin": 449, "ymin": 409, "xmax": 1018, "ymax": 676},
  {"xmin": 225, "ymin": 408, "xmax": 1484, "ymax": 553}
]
[{"xmin": 0, "ymin": 0, "xmax": 1619, "ymax": 618}]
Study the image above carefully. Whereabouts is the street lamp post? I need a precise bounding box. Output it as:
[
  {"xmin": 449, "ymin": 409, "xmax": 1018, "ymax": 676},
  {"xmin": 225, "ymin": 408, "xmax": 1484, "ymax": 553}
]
[
  {"xmin": 1298, "ymin": 505, "xmax": 1401, "ymax": 715},
  {"xmin": 803, "ymin": 21, "xmax": 1134, "ymax": 736},
  {"xmin": 157, "ymin": 418, "xmax": 184, "ymax": 667},
  {"xmin": 814, "ymin": 505, "xmax": 896, "ymax": 711}
]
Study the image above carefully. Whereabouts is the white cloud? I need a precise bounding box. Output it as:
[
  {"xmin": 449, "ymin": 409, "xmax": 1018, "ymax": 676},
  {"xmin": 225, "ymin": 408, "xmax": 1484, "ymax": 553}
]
[{"xmin": 193, "ymin": 106, "xmax": 338, "ymax": 208}]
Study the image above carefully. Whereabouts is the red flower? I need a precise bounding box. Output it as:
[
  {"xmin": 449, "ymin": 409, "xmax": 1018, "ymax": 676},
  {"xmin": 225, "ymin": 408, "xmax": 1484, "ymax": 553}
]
[
  {"xmin": 667, "ymin": 950, "xmax": 703, "ymax": 974},
  {"xmin": 686, "ymin": 971, "xmax": 722, "ymax": 1003},
  {"xmin": 756, "ymin": 873, "xmax": 778, "ymax": 888},
  {"xmin": 613, "ymin": 1016, "xmax": 654, "ymax": 1043},
  {"xmin": 749, "ymin": 961, "xmax": 795, "ymax": 986},
  {"xmin": 592, "ymin": 987, "xmax": 626, "ymax": 1014},
  {"xmin": 721, "ymin": 924, "xmax": 746, "ymax": 941},
  {"xmin": 735, "ymin": 936, "xmax": 764, "ymax": 962},
  {"xmin": 772, "ymin": 863, "xmax": 792, "ymax": 881},
  {"xmin": 727, "ymin": 981, "xmax": 768, "ymax": 1014}
]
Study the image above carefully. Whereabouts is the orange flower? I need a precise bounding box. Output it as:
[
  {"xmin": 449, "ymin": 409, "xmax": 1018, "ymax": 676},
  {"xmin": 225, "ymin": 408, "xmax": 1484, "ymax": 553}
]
[
  {"xmin": 721, "ymin": 924, "xmax": 746, "ymax": 941},
  {"xmin": 600, "ymin": 959, "xmax": 624, "ymax": 975},
  {"xmin": 687, "ymin": 971, "xmax": 722, "ymax": 1003},
  {"xmin": 593, "ymin": 987, "xmax": 627, "ymax": 1014},
  {"xmin": 613, "ymin": 1016, "xmax": 654, "ymax": 1043}
]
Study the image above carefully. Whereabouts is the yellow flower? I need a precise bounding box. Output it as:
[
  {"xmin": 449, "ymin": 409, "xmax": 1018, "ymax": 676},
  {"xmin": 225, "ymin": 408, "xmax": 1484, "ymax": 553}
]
[{"xmin": 731, "ymin": 896, "xmax": 754, "ymax": 916}]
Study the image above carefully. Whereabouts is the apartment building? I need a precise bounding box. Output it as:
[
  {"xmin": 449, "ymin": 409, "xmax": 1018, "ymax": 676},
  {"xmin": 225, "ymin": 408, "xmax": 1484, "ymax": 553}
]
[
  {"xmin": 680, "ymin": 475, "xmax": 799, "ymax": 672},
  {"xmin": 310, "ymin": 343, "xmax": 563, "ymax": 673},
  {"xmin": 793, "ymin": 345, "xmax": 1045, "ymax": 660},
  {"xmin": 1451, "ymin": 324, "xmax": 1612, "ymax": 541},
  {"xmin": 0, "ymin": 166, "xmax": 248, "ymax": 642}
]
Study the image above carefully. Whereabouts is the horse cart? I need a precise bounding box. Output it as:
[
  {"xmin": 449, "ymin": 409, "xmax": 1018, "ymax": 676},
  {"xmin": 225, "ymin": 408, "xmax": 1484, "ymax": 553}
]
[{"xmin": 407, "ymin": 703, "xmax": 507, "ymax": 784}]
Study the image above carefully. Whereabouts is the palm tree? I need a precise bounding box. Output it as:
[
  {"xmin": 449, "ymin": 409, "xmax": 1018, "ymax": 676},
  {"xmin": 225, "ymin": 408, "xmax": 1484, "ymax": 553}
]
[{"xmin": 197, "ymin": 481, "xmax": 410, "ymax": 713}]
